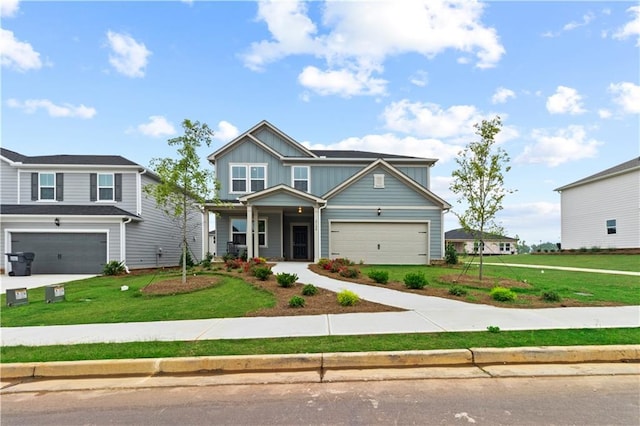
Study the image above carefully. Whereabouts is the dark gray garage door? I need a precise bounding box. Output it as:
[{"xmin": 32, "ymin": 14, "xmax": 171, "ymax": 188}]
[{"xmin": 11, "ymin": 233, "xmax": 107, "ymax": 274}]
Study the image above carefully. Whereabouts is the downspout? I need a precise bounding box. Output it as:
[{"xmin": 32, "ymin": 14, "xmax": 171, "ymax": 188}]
[
  {"xmin": 137, "ymin": 168, "xmax": 147, "ymax": 216},
  {"xmin": 317, "ymin": 201, "xmax": 327, "ymax": 261},
  {"xmin": 121, "ymin": 217, "xmax": 133, "ymax": 273}
]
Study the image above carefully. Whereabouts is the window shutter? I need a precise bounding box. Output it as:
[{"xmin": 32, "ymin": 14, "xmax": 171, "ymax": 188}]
[
  {"xmin": 31, "ymin": 173, "xmax": 38, "ymax": 201},
  {"xmin": 90, "ymin": 173, "xmax": 97, "ymax": 201},
  {"xmin": 115, "ymin": 173, "xmax": 122, "ymax": 201},
  {"xmin": 56, "ymin": 173, "xmax": 64, "ymax": 201}
]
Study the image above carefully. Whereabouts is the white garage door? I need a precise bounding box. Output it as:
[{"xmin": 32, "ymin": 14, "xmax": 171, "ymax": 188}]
[{"xmin": 330, "ymin": 222, "xmax": 429, "ymax": 264}]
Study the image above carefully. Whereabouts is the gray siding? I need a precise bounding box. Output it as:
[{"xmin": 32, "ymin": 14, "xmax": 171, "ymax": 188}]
[
  {"xmin": 253, "ymin": 128, "xmax": 311, "ymax": 157},
  {"xmin": 310, "ymin": 165, "xmax": 363, "ymax": 196},
  {"xmin": 397, "ymin": 166, "xmax": 429, "ymax": 188},
  {"xmin": 251, "ymin": 193, "xmax": 315, "ymax": 207},
  {"xmin": 0, "ymin": 160, "xmax": 19, "ymax": 203}
]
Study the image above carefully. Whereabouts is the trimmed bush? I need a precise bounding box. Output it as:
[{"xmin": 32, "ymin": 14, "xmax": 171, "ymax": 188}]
[
  {"xmin": 490, "ymin": 286, "xmax": 517, "ymax": 302},
  {"xmin": 444, "ymin": 243, "xmax": 459, "ymax": 265},
  {"xmin": 302, "ymin": 284, "xmax": 319, "ymax": 296},
  {"xmin": 288, "ymin": 296, "xmax": 306, "ymax": 308},
  {"xmin": 367, "ymin": 270, "xmax": 389, "ymax": 284},
  {"xmin": 541, "ymin": 290, "xmax": 561, "ymax": 302},
  {"xmin": 201, "ymin": 252, "xmax": 214, "ymax": 269},
  {"xmin": 275, "ymin": 272, "xmax": 298, "ymax": 288},
  {"xmin": 317, "ymin": 258, "xmax": 331, "ymax": 269},
  {"xmin": 103, "ymin": 260, "xmax": 126, "ymax": 276},
  {"xmin": 338, "ymin": 266, "xmax": 360, "ymax": 278},
  {"xmin": 403, "ymin": 272, "xmax": 428, "ymax": 289},
  {"xmin": 337, "ymin": 289, "xmax": 359, "ymax": 306},
  {"xmin": 253, "ymin": 266, "xmax": 273, "ymax": 281},
  {"xmin": 449, "ymin": 286, "xmax": 468, "ymax": 297}
]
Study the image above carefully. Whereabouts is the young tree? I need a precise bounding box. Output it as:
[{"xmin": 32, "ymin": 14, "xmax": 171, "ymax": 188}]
[
  {"xmin": 144, "ymin": 119, "xmax": 216, "ymax": 284},
  {"xmin": 450, "ymin": 116, "xmax": 514, "ymax": 280}
]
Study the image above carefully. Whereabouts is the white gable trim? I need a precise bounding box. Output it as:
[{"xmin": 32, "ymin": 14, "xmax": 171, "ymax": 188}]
[{"xmin": 238, "ymin": 183, "xmax": 326, "ymax": 205}]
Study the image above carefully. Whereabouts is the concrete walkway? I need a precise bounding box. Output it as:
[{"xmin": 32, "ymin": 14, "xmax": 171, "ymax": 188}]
[
  {"xmin": 475, "ymin": 262, "xmax": 640, "ymax": 276},
  {"xmin": 1, "ymin": 262, "xmax": 638, "ymax": 347}
]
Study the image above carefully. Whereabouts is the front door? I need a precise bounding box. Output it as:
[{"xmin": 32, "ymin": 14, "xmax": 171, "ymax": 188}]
[{"xmin": 292, "ymin": 225, "xmax": 308, "ymax": 260}]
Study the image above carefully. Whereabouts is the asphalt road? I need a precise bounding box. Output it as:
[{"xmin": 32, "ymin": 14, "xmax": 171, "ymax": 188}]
[{"xmin": 2, "ymin": 375, "xmax": 639, "ymax": 425}]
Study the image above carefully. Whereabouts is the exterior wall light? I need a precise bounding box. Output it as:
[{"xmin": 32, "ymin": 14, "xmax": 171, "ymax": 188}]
[
  {"xmin": 54, "ymin": 218, "xmax": 60, "ymax": 226},
  {"xmin": 377, "ymin": 208, "xmax": 381, "ymax": 216},
  {"xmin": 298, "ymin": 206, "xmax": 303, "ymax": 214}
]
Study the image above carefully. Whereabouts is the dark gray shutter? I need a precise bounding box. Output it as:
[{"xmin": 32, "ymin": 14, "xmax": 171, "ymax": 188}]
[
  {"xmin": 31, "ymin": 173, "xmax": 38, "ymax": 201},
  {"xmin": 90, "ymin": 173, "xmax": 97, "ymax": 201},
  {"xmin": 56, "ymin": 173, "xmax": 64, "ymax": 201},
  {"xmin": 114, "ymin": 173, "xmax": 122, "ymax": 201}
]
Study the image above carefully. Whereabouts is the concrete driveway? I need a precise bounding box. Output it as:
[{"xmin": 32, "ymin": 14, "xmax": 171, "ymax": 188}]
[{"xmin": 1, "ymin": 274, "xmax": 97, "ymax": 293}]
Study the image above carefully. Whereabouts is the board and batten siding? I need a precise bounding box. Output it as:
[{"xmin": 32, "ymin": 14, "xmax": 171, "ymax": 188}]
[
  {"xmin": 0, "ymin": 160, "xmax": 19, "ymax": 203},
  {"xmin": 560, "ymin": 170, "xmax": 640, "ymax": 249},
  {"xmin": 308, "ymin": 165, "xmax": 363, "ymax": 196},
  {"xmin": 253, "ymin": 128, "xmax": 311, "ymax": 157},
  {"xmin": 396, "ymin": 166, "xmax": 429, "ymax": 188}
]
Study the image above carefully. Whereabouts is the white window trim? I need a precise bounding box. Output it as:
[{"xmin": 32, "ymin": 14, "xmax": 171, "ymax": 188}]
[
  {"xmin": 38, "ymin": 172, "xmax": 56, "ymax": 201},
  {"xmin": 98, "ymin": 173, "xmax": 115, "ymax": 201},
  {"xmin": 230, "ymin": 217, "xmax": 268, "ymax": 248},
  {"xmin": 606, "ymin": 219, "xmax": 617, "ymax": 235},
  {"xmin": 229, "ymin": 164, "xmax": 267, "ymax": 194},
  {"xmin": 292, "ymin": 166, "xmax": 310, "ymax": 193}
]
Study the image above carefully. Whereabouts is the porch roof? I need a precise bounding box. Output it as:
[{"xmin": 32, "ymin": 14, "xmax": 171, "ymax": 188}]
[{"xmin": 238, "ymin": 184, "xmax": 326, "ymax": 206}]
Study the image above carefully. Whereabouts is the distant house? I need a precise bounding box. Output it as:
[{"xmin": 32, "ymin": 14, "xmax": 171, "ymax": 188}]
[
  {"xmin": 555, "ymin": 157, "xmax": 640, "ymax": 250},
  {"xmin": 0, "ymin": 148, "xmax": 205, "ymax": 274},
  {"xmin": 205, "ymin": 120, "xmax": 451, "ymax": 264},
  {"xmin": 445, "ymin": 228, "xmax": 518, "ymax": 255}
]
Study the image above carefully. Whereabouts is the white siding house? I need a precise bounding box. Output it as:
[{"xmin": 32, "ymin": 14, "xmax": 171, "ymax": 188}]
[{"xmin": 555, "ymin": 157, "xmax": 640, "ymax": 250}]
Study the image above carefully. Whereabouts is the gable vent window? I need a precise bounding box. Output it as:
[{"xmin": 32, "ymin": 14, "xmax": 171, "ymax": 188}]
[
  {"xmin": 606, "ymin": 219, "xmax": 617, "ymax": 235},
  {"xmin": 374, "ymin": 174, "xmax": 385, "ymax": 189}
]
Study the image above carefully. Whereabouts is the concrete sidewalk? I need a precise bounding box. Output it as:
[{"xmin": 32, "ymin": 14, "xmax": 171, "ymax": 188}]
[
  {"xmin": 476, "ymin": 262, "xmax": 640, "ymax": 276},
  {"xmin": 1, "ymin": 262, "xmax": 638, "ymax": 347}
]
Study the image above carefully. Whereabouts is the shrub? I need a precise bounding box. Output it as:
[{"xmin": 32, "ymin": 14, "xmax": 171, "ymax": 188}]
[
  {"xmin": 201, "ymin": 252, "xmax": 214, "ymax": 269},
  {"xmin": 103, "ymin": 260, "xmax": 126, "ymax": 276},
  {"xmin": 288, "ymin": 295, "xmax": 306, "ymax": 308},
  {"xmin": 449, "ymin": 286, "xmax": 468, "ymax": 297},
  {"xmin": 337, "ymin": 289, "xmax": 360, "ymax": 306},
  {"xmin": 487, "ymin": 325, "xmax": 501, "ymax": 333},
  {"xmin": 403, "ymin": 272, "xmax": 428, "ymax": 289},
  {"xmin": 253, "ymin": 266, "xmax": 273, "ymax": 281},
  {"xmin": 338, "ymin": 266, "xmax": 360, "ymax": 278},
  {"xmin": 275, "ymin": 272, "xmax": 298, "ymax": 288},
  {"xmin": 302, "ymin": 284, "xmax": 319, "ymax": 296},
  {"xmin": 225, "ymin": 258, "xmax": 243, "ymax": 270},
  {"xmin": 490, "ymin": 286, "xmax": 517, "ymax": 302},
  {"xmin": 328, "ymin": 257, "xmax": 354, "ymax": 273},
  {"xmin": 367, "ymin": 269, "xmax": 389, "ymax": 284},
  {"xmin": 317, "ymin": 258, "xmax": 331, "ymax": 269},
  {"xmin": 444, "ymin": 243, "xmax": 459, "ymax": 265},
  {"xmin": 178, "ymin": 250, "xmax": 196, "ymax": 268},
  {"xmin": 541, "ymin": 290, "xmax": 561, "ymax": 302}
]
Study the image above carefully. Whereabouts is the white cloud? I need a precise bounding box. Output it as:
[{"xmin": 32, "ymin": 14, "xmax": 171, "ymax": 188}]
[
  {"xmin": 608, "ymin": 81, "xmax": 640, "ymax": 114},
  {"xmin": 0, "ymin": 29, "xmax": 42, "ymax": 72},
  {"xmin": 304, "ymin": 133, "xmax": 462, "ymax": 164},
  {"xmin": 516, "ymin": 125, "xmax": 601, "ymax": 167},
  {"xmin": 562, "ymin": 12, "xmax": 595, "ymax": 31},
  {"xmin": 598, "ymin": 109, "xmax": 612, "ymax": 119},
  {"xmin": 409, "ymin": 70, "xmax": 428, "ymax": 87},
  {"xmin": 213, "ymin": 120, "xmax": 240, "ymax": 142},
  {"xmin": 1, "ymin": 0, "xmax": 19, "ymax": 17},
  {"xmin": 298, "ymin": 66, "xmax": 387, "ymax": 97},
  {"xmin": 7, "ymin": 98, "xmax": 96, "ymax": 119},
  {"xmin": 106, "ymin": 30, "xmax": 151, "ymax": 78},
  {"xmin": 491, "ymin": 87, "xmax": 516, "ymax": 104},
  {"xmin": 243, "ymin": 0, "xmax": 504, "ymax": 97},
  {"xmin": 613, "ymin": 6, "xmax": 640, "ymax": 46},
  {"xmin": 137, "ymin": 116, "xmax": 176, "ymax": 137},
  {"xmin": 546, "ymin": 86, "xmax": 586, "ymax": 115}
]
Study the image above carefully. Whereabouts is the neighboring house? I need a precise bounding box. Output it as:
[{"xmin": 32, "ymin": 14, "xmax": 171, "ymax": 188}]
[
  {"xmin": 205, "ymin": 120, "xmax": 451, "ymax": 264},
  {"xmin": 554, "ymin": 157, "xmax": 640, "ymax": 250},
  {"xmin": 0, "ymin": 148, "xmax": 205, "ymax": 275},
  {"xmin": 445, "ymin": 228, "xmax": 518, "ymax": 255}
]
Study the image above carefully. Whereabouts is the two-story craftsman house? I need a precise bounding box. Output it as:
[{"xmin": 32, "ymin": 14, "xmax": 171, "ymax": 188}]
[
  {"xmin": 207, "ymin": 121, "xmax": 451, "ymax": 264},
  {"xmin": 0, "ymin": 148, "xmax": 205, "ymax": 274}
]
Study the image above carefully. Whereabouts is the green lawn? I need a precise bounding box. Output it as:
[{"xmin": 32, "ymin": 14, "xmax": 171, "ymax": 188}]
[
  {"xmin": 2, "ymin": 327, "xmax": 638, "ymax": 363},
  {"xmin": 472, "ymin": 254, "xmax": 640, "ymax": 271},
  {"xmin": 0, "ymin": 272, "xmax": 275, "ymax": 327}
]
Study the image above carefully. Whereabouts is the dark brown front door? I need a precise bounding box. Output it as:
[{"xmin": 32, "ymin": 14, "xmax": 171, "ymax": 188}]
[{"xmin": 292, "ymin": 225, "xmax": 308, "ymax": 260}]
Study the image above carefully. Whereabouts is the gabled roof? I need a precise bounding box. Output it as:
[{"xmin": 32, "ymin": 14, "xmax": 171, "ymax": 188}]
[
  {"xmin": 0, "ymin": 147, "xmax": 141, "ymax": 167},
  {"xmin": 322, "ymin": 158, "xmax": 451, "ymax": 208},
  {"xmin": 0, "ymin": 204, "xmax": 141, "ymax": 219},
  {"xmin": 555, "ymin": 157, "xmax": 640, "ymax": 191},
  {"xmin": 208, "ymin": 120, "xmax": 317, "ymax": 161},
  {"xmin": 238, "ymin": 184, "xmax": 326, "ymax": 205},
  {"xmin": 445, "ymin": 228, "xmax": 517, "ymax": 241}
]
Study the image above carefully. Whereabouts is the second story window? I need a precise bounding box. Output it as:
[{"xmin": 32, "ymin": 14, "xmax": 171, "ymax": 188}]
[
  {"xmin": 90, "ymin": 173, "xmax": 122, "ymax": 202},
  {"xmin": 230, "ymin": 164, "xmax": 266, "ymax": 193},
  {"xmin": 31, "ymin": 172, "xmax": 63, "ymax": 201},
  {"xmin": 292, "ymin": 166, "xmax": 309, "ymax": 192},
  {"xmin": 98, "ymin": 174, "xmax": 114, "ymax": 201},
  {"xmin": 39, "ymin": 173, "xmax": 55, "ymax": 200}
]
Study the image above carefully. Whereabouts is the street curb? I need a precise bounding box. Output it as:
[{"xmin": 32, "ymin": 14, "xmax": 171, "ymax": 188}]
[{"xmin": 1, "ymin": 345, "xmax": 638, "ymax": 380}]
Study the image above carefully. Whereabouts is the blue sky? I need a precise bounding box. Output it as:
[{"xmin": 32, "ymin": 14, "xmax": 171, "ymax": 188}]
[{"xmin": 2, "ymin": 0, "xmax": 639, "ymax": 247}]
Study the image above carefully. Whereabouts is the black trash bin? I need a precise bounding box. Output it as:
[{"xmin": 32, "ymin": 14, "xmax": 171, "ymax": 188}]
[{"xmin": 5, "ymin": 252, "xmax": 35, "ymax": 276}]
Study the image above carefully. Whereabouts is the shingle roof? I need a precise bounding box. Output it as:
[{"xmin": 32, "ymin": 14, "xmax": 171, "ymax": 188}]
[
  {"xmin": 310, "ymin": 150, "xmax": 420, "ymax": 159},
  {"xmin": 445, "ymin": 228, "xmax": 517, "ymax": 241},
  {"xmin": 555, "ymin": 157, "xmax": 640, "ymax": 191},
  {"xmin": 0, "ymin": 147, "xmax": 140, "ymax": 166},
  {"xmin": 0, "ymin": 204, "xmax": 140, "ymax": 218}
]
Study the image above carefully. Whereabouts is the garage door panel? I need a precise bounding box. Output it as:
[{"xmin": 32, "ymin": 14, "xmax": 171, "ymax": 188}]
[
  {"xmin": 11, "ymin": 233, "xmax": 107, "ymax": 274},
  {"xmin": 331, "ymin": 222, "xmax": 428, "ymax": 265}
]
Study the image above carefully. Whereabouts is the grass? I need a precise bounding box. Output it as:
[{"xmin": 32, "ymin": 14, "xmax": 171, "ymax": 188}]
[
  {"xmin": 2, "ymin": 328, "xmax": 638, "ymax": 363},
  {"xmin": 0, "ymin": 272, "xmax": 275, "ymax": 327},
  {"xmin": 471, "ymin": 253, "xmax": 640, "ymax": 272}
]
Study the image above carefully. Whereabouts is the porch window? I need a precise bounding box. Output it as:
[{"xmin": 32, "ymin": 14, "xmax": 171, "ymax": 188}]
[
  {"xmin": 39, "ymin": 173, "xmax": 55, "ymax": 200},
  {"xmin": 230, "ymin": 164, "xmax": 266, "ymax": 193},
  {"xmin": 606, "ymin": 219, "xmax": 616, "ymax": 234},
  {"xmin": 292, "ymin": 166, "xmax": 309, "ymax": 192},
  {"xmin": 231, "ymin": 218, "xmax": 267, "ymax": 247}
]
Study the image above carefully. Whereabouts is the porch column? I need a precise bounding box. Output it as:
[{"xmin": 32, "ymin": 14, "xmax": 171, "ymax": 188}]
[
  {"xmin": 253, "ymin": 208, "xmax": 259, "ymax": 259},
  {"xmin": 246, "ymin": 205, "xmax": 254, "ymax": 259},
  {"xmin": 313, "ymin": 204, "xmax": 320, "ymax": 263}
]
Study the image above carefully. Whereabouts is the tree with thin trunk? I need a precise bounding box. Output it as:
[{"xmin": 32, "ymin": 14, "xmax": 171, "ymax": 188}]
[
  {"xmin": 144, "ymin": 119, "xmax": 216, "ymax": 284},
  {"xmin": 450, "ymin": 116, "xmax": 514, "ymax": 281}
]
